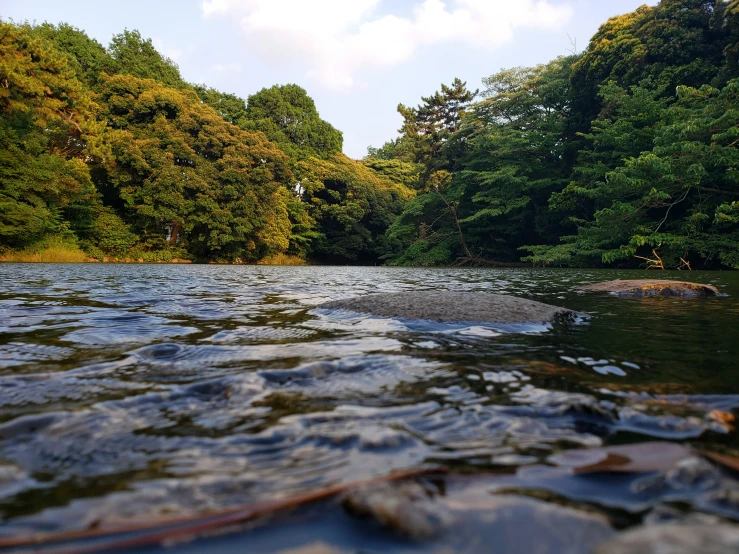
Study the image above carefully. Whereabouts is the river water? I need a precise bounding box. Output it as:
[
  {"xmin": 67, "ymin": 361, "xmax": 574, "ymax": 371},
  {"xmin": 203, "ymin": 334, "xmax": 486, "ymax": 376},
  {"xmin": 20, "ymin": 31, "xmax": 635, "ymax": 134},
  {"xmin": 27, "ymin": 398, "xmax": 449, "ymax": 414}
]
[{"xmin": 0, "ymin": 264, "xmax": 738, "ymax": 547}]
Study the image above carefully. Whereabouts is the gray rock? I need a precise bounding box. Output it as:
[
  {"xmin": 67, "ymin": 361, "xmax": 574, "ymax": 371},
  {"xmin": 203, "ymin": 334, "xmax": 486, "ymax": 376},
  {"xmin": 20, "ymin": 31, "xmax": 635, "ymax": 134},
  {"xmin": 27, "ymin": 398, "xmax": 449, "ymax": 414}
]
[
  {"xmin": 594, "ymin": 523, "xmax": 739, "ymax": 554},
  {"xmin": 342, "ymin": 480, "xmax": 614, "ymax": 553},
  {"xmin": 341, "ymin": 481, "xmax": 454, "ymax": 540},
  {"xmin": 578, "ymin": 279, "xmax": 720, "ymax": 297},
  {"xmin": 321, "ymin": 292, "xmax": 574, "ymax": 325}
]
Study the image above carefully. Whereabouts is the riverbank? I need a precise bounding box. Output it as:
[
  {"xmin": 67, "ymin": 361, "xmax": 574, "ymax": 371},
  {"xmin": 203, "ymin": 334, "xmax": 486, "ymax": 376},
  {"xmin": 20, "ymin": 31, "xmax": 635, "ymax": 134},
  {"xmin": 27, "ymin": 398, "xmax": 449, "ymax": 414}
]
[
  {"xmin": 0, "ymin": 245, "xmax": 89, "ymax": 263},
  {"xmin": 0, "ymin": 248, "xmax": 309, "ymax": 266}
]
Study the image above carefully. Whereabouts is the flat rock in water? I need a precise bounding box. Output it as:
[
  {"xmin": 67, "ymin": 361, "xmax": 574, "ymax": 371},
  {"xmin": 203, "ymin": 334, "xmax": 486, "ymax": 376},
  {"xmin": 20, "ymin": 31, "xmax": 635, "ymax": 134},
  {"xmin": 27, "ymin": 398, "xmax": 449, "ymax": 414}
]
[
  {"xmin": 341, "ymin": 481, "xmax": 614, "ymax": 553},
  {"xmin": 321, "ymin": 292, "xmax": 573, "ymax": 324},
  {"xmin": 594, "ymin": 523, "xmax": 739, "ymax": 554},
  {"xmin": 578, "ymin": 279, "xmax": 719, "ymax": 297}
]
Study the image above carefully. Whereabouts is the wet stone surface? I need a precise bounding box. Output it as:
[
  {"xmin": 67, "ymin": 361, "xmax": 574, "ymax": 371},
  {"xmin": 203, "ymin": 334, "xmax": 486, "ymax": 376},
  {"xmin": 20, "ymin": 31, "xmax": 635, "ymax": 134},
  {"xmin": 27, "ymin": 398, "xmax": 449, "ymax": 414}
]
[
  {"xmin": 321, "ymin": 291, "xmax": 575, "ymax": 325},
  {"xmin": 578, "ymin": 279, "xmax": 721, "ymax": 297},
  {"xmin": 0, "ymin": 265, "xmax": 736, "ymax": 550}
]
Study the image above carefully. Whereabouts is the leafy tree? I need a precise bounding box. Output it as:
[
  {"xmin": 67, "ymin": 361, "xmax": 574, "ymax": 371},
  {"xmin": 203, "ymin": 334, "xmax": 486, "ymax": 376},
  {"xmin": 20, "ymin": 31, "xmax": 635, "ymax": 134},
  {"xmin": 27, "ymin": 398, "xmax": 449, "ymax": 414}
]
[
  {"xmin": 0, "ymin": 22, "xmax": 103, "ymax": 249},
  {"xmin": 243, "ymin": 84, "xmax": 342, "ymax": 160},
  {"xmin": 570, "ymin": 0, "xmax": 731, "ymax": 121},
  {"xmin": 108, "ymin": 29, "xmax": 186, "ymax": 88},
  {"xmin": 82, "ymin": 207, "xmax": 137, "ymax": 257},
  {"xmin": 297, "ymin": 154, "xmax": 413, "ymax": 262},
  {"xmin": 720, "ymin": 0, "xmax": 739, "ymax": 76},
  {"xmin": 97, "ymin": 74, "xmax": 292, "ymax": 261},
  {"xmin": 362, "ymin": 158, "xmax": 422, "ymax": 190},
  {"xmin": 28, "ymin": 23, "xmax": 117, "ymax": 88},
  {"xmin": 396, "ymin": 78, "xmax": 477, "ymax": 174},
  {"xmin": 527, "ymin": 79, "xmax": 739, "ymax": 268},
  {"xmin": 193, "ymin": 85, "xmax": 249, "ymax": 126},
  {"xmin": 386, "ymin": 61, "xmax": 576, "ymax": 265},
  {"xmin": 524, "ymin": 82, "xmax": 670, "ymax": 265}
]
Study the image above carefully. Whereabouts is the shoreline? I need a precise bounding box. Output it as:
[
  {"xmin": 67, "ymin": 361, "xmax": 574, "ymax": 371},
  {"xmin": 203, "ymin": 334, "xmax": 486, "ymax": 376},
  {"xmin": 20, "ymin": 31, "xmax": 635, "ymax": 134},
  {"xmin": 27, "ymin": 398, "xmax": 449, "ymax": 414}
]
[{"xmin": 1, "ymin": 259, "xmax": 734, "ymax": 270}]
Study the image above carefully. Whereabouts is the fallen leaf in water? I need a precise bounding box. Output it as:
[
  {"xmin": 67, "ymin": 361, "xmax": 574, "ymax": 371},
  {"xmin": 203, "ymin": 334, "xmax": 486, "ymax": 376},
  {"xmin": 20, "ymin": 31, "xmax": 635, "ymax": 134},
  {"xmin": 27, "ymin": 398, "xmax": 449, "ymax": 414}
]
[
  {"xmin": 548, "ymin": 442, "xmax": 694, "ymax": 474},
  {"xmin": 703, "ymin": 451, "xmax": 739, "ymax": 474},
  {"xmin": 708, "ymin": 410, "xmax": 736, "ymax": 431},
  {"xmin": 0, "ymin": 467, "xmax": 447, "ymax": 553}
]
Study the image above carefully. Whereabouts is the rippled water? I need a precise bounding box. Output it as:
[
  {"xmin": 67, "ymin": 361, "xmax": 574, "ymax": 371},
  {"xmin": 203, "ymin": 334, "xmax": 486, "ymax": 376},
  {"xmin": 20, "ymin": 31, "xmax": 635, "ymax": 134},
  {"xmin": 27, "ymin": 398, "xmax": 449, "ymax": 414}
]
[{"xmin": 0, "ymin": 264, "xmax": 738, "ymax": 545}]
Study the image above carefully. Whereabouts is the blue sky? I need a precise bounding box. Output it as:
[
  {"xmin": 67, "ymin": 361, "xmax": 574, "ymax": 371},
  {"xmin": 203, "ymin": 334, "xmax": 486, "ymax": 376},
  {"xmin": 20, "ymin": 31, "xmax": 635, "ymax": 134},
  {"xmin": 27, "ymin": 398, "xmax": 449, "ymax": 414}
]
[{"xmin": 3, "ymin": 1, "xmax": 658, "ymax": 158}]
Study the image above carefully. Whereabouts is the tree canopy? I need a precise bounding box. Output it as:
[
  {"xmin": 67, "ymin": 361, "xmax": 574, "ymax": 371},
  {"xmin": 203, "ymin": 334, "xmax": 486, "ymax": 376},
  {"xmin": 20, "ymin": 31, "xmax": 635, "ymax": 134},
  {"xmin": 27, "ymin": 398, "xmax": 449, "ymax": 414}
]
[
  {"xmin": 242, "ymin": 84, "xmax": 343, "ymax": 160},
  {"xmin": 2, "ymin": 0, "xmax": 738, "ymax": 268},
  {"xmin": 371, "ymin": 0, "xmax": 739, "ymax": 269},
  {"xmin": 0, "ymin": 20, "xmax": 407, "ymax": 264}
]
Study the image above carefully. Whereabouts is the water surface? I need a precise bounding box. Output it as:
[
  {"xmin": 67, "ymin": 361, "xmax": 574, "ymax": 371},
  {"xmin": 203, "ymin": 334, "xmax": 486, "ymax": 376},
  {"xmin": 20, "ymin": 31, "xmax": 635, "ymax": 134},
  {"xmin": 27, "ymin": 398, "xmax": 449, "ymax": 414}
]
[{"xmin": 0, "ymin": 264, "xmax": 737, "ymax": 541}]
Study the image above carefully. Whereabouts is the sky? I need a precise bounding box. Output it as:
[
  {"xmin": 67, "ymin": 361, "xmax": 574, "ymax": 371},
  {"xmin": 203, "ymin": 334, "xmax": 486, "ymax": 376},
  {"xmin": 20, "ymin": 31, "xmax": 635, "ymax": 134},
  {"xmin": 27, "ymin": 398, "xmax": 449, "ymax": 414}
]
[{"xmin": 3, "ymin": 0, "xmax": 658, "ymax": 158}]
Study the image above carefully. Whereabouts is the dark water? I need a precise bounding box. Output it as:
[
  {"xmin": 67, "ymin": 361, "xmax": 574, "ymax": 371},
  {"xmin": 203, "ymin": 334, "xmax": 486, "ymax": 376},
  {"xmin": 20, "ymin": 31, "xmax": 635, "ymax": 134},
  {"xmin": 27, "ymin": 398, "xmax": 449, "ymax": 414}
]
[{"xmin": 0, "ymin": 264, "xmax": 738, "ymax": 547}]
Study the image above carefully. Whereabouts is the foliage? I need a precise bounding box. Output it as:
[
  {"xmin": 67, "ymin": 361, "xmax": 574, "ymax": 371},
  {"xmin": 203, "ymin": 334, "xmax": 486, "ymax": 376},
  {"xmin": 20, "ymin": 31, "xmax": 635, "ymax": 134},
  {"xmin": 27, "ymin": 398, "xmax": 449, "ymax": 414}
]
[
  {"xmin": 396, "ymin": 77, "xmax": 477, "ymax": 174},
  {"xmin": 28, "ymin": 23, "xmax": 117, "ymax": 87},
  {"xmin": 384, "ymin": 60, "xmax": 577, "ymax": 264},
  {"xmin": 0, "ymin": 234, "xmax": 89, "ymax": 263},
  {"xmin": 243, "ymin": 84, "xmax": 343, "ymax": 160},
  {"xmin": 193, "ymin": 85, "xmax": 249, "ymax": 126},
  {"xmin": 3, "ymin": 0, "xmax": 739, "ymax": 268},
  {"xmin": 372, "ymin": 0, "xmax": 739, "ymax": 269},
  {"xmin": 257, "ymin": 253, "xmax": 308, "ymax": 265},
  {"xmin": 296, "ymin": 154, "xmax": 413, "ymax": 262},
  {"xmin": 362, "ymin": 158, "xmax": 422, "ymax": 190},
  {"xmin": 526, "ymin": 78, "xmax": 739, "ymax": 268},
  {"xmin": 0, "ymin": 21, "xmax": 103, "ymax": 249},
  {"xmin": 108, "ymin": 29, "xmax": 186, "ymax": 88},
  {"xmin": 83, "ymin": 207, "xmax": 137, "ymax": 257},
  {"xmin": 569, "ymin": 0, "xmax": 734, "ymax": 122},
  {"xmin": 97, "ymin": 74, "xmax": 293, "ymax": 261}
]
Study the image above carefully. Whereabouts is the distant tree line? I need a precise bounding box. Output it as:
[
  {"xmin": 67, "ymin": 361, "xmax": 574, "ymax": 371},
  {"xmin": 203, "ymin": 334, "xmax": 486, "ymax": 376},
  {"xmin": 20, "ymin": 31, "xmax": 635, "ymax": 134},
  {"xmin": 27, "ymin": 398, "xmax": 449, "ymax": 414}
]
[
  {"xmin": 371, "ymin": 0, "xmax": 739, "ymax": 269},
  {"xmin": 0, "ymin": 23, "xmax": 409, "ymax": 262},
  {"xmin": 1, "ymin": 0, "xmax": 738, "ymax": 268}
]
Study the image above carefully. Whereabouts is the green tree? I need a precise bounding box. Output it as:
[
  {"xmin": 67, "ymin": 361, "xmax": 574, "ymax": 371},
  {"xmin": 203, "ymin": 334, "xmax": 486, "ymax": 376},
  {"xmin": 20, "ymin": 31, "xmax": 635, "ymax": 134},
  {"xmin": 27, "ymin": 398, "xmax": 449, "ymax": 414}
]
[
  {"xmin": 396, "ymin": 78, "xmax": 477, "ymax": 174},
  {"xmin": 28, "ymin": 23, "xmax": 116, "ymax": 88},
  {"xmin": 193, "ymin": 85, "xmax": 248, "ymax": 126},
  {"xmin": 385, "ymin": 60, "xmax": 577, "ymax": 265},
  {"xmin": 108, "ymin": 29, "xmax": 186, "ymax": 88},
  {"xmin": 243, "ymin": 84, "xmax": 342, "ymax": 160},
  {"xmin": 362, "ymin": 158, "xmax": 422, "ymax": 190},
  {"xmin": 570, "ymin": 0, "xmax": 731, "ymax": 122},
  {"xmin": 0, "ymin": 22, "xmax": 102, "ymax": 249},
  {"xmin": 527, "ymin": 79, "xmax": 739, "ymax": 268},
  {"xmin": 97, "ymin": 74, "xmax": 292, "ymax": 261},
  {"xmin": 297, "ymin": 154, "xmax": 413, "ymax": 262}
]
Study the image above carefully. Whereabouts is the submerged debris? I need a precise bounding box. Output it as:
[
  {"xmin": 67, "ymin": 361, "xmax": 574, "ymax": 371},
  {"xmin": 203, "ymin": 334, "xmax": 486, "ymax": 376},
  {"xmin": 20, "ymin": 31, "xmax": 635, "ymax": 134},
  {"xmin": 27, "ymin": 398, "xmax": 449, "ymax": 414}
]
[
  {"xmin": 341, "ymin": 481, "xmax": 454, "ymax": 539},
  {"xmin": 0, "ymin": 473, "xmax": 618, "ymax": 553},
  {"xmin": 578, "ymin": 280, "xmax": 720, "ymax": 297},
  {"xmin": 594, "ymin": 523, "xmax": 739, "ymax": 554},
  {"xmin": 548, "ymin": 442, "xmax": 695, "ymax": 474},
  {"xmin": 321, "ymin": 292, "xmax": 574, "ymax": 324}
]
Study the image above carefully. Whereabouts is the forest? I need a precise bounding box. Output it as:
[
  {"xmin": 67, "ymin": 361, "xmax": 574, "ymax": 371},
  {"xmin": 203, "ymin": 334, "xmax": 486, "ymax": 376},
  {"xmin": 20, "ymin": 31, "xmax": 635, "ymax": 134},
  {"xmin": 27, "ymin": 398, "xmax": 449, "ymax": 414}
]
[{"xmin": 1, "ymin": 0, "xmax": 738, "ymax": 269}]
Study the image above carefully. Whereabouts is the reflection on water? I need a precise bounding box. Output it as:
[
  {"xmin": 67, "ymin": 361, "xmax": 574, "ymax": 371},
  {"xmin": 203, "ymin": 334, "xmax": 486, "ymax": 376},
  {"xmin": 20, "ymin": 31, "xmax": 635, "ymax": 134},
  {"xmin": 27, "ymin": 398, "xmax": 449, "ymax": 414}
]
[{"xmin": 0, "ymin": 264, "xmax": 737, "ymax": 540}]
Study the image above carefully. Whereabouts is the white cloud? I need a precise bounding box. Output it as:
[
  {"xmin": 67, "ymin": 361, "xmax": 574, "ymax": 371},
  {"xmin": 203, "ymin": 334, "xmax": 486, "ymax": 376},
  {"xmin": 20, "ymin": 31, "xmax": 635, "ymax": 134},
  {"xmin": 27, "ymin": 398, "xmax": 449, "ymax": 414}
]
[{"xmin": 202, "ymin": 0, "xmax": 573, "ymax": 89}]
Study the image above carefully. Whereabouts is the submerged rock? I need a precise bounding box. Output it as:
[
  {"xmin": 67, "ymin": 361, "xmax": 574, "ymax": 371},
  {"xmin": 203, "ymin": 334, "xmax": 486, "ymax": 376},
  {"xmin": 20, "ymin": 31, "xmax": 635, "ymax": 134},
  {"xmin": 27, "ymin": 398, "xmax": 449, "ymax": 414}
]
[
  {"xmin": 341, "ymin": 481, "xmax": 454, "ymax": 539},
  {"xmin": 341, "ymin": 479, "xmax": 614, "ymax": 552},
  {"xmin": 578, "ymin": 280, "xmax": 720, "ymax": 297},
  {"xmin": 321, "ymin": 292, "xmax": 574, "ymax": 324},
  {"xmin": 594, "ymin": 523, "xmax": 739, "ymax": 554}
]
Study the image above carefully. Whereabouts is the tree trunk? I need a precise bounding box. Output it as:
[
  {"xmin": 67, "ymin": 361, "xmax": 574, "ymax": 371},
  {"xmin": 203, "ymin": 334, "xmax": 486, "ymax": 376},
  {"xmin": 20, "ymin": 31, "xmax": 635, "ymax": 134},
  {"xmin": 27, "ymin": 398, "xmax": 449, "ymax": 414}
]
[
  {"xmin": 169, "ymin": 222, "xmax": 181, "ymax": 246},
  {"xmin": 436, "ymin": 191, "xmax": 473, "ymax": 259}
]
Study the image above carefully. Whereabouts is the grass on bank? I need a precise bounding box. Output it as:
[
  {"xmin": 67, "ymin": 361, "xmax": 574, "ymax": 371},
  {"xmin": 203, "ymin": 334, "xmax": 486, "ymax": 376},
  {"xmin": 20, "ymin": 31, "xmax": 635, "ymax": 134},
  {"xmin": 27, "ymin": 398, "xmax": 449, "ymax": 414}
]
[
  {"xmin": 0, "ymin": 236, "xmax": 90, "ymax": 263},
  {"xmin": 257, "ymin": 253, "xmax": 308, "ymax": 265},
  {"xmin": 1, "ymin": 235, "xmax": 307, "ymax": 265}
]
